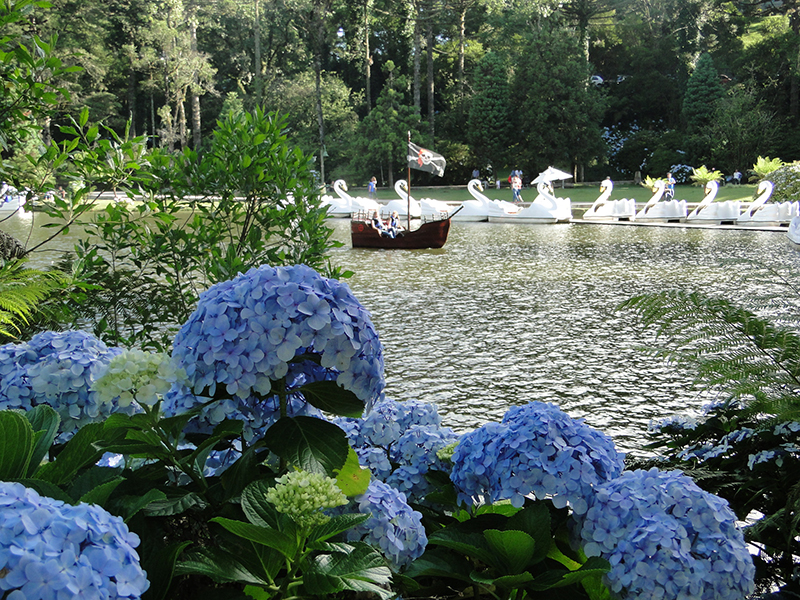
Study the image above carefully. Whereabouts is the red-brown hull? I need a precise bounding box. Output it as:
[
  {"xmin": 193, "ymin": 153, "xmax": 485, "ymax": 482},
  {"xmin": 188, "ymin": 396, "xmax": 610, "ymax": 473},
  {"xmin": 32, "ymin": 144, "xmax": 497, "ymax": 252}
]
[{"xmin": 351, "ymin": 217, "xmax": 451, "ymax": 249}]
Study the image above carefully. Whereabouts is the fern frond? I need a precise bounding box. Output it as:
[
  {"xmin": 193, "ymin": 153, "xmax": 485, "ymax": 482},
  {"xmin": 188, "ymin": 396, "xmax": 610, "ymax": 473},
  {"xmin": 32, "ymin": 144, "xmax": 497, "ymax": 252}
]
[
  {"xmin": 620, "ymin": 290, "xmax": 800, "ymax": 420},
  {"xmin": 0, "ymin": 258, "xmax": 69, "ymax": 339}
]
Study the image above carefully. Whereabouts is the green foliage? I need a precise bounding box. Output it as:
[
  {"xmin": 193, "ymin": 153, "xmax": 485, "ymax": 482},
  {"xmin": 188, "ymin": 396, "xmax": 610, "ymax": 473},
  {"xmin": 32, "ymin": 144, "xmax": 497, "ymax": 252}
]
[
  {"xmin": 54, "ymin": 108, "xmax": 343, "ymax": 349},
  {"xmin": 509, "ymin": 22, "xmax": 606, "ymax": 171},
  {"xmin": 352, "ymin": 63, "xmax": 421, "ymax": 182},
  {"xmin": 405, "ymin": 500, "xmax": 610, "ymax": 600},
  {"xmin": 765, "ymin": 161, "xmax": 800, "ymax": 203},
  {"xmin": 689, "ymin": 165, "xmax": 723, "ymax": 187},
  {"xmin": 0, "ymin": 0, "xmax": 77, "ymax": 153}
]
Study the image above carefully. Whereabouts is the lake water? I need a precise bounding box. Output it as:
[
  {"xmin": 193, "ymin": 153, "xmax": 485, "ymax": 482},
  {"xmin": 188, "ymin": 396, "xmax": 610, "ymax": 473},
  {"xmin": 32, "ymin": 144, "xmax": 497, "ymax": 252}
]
[{"xmin": 5, "ymin": 210, "xmax": 800, "ymax": 455}]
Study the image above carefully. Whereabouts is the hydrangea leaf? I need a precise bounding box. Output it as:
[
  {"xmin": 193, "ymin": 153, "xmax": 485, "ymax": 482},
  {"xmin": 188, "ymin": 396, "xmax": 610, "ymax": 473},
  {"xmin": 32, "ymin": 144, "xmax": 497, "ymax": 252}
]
[
  {"xmin": 142, "ymin": 541, "xmax": 192, "ymax": 600},
  {"xmin": 308, "ymin": 513, "xmax": 370, "ymax": 545},
  {"xmin": 403, "ymin": 547, "xmax": 476, "ymax": 583},
  {"xmin": 507, "ymin": 502, "xmax": 552, "ymax": 565},
  {"xmin": 113, "ymin": 488, "xmax": 168, "ymax": 521},
  {"xmin": 242, "ymin": 479, "xmax": 285, "ymax": 529},
  {"xmin": 483, "ymin": 529, "xmax": 537, "ymax": 574},
  {"xmin": 34, "ymin": 423, "xmax": 105, "ymax": 485},
  {"xmin": 523, "ymin": 556, "xmax": 610, "ymax": 591},
  {"xmin": 427, "ymin": 527, "xmax": 495, "ymax": 566},
  {"xmin": 79, "ymin": 477, "xmax": 124, "ymax": 506},
  {"xmin": 143, "ymin": 490, "xmax": 208, "ymax": 516},
  {"xmin": 471, "ymin": 571, "xmax": 534, "ymax": 588},
  {"xmin": 0, "ymin": 410, "xmax": 34, "ymax": 480},
  {"xmin": 303, "ymin": 542, "xmax": 393, "ymax": 599},
  {"xmin": 24, "ymin": 405, "xmax": 60, "ymax": 477},
  {"xmin": 297, "ymin": 380, "xmax": 366, "ymax": 417},
  {"xmin": 264, "ymin": 416, "xmax": 349, "ymax": 476},
  {"xmin": 15, "ymin": 477, "xmax": 73, "ymax": 504},
  {"xmin": 177, "ymin": 548, "xmax": 269, "ymax": 585},
  {"xmin": 210, "ymin": 517, "xmax": 296, "ymax": 560},
  {"xmin": 334, "ymin": 447, "xmax": 371, "ymax": 496}
]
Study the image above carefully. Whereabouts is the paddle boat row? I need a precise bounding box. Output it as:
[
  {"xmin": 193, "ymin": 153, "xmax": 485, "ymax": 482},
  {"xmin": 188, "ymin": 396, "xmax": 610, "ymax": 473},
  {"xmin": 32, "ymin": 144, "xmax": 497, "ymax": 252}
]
[
  {"xmin": 320, "ymin": 180, "xmax": 381, "ymax": 218},
  {"xmin": 583, "ymin": 178, "xmax": 799, "ymax": 227}
]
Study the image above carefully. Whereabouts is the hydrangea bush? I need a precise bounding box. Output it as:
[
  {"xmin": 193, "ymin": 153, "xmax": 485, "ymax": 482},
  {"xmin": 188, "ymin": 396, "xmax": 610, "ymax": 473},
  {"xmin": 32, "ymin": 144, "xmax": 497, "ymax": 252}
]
[
  {"xmin": 766, "ymin": 161, "xmax": 800, "ymax": 202},
  {"xmin": 450, "ymin": 401, "xmax": 625, "ymax": 512},
  {"xmin": 0, "ymin": 330, "xmax": 128, "ymax": 440},
  {"xmin": 576, "ymin": 468, "xmax": 755, "ymax": 600},
  {"xmin": 165, "ymin": 264, "xmax": 385, "ymax": 441},
  {"xmin": 0, "ymin": 481, "xmax": 149, "ymax": 600}
]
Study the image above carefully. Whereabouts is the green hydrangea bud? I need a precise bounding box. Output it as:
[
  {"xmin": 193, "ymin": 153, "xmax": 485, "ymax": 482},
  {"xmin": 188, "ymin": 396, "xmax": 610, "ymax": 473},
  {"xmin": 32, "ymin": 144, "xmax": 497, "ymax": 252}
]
[
  {"xmin": 265, "ymin": 470, "xmax": 347, "ymax": 529},
  {"xmin": 436, "ymin": 441, "xmax": 459, "ymax": 462}
]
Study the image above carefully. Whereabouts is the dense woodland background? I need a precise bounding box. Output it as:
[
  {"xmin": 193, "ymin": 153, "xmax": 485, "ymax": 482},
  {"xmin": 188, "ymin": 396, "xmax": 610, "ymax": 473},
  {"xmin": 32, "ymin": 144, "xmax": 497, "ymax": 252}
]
[{"xmin": 4, "ymin": 0, "xmax": 800, "ymax": 187}]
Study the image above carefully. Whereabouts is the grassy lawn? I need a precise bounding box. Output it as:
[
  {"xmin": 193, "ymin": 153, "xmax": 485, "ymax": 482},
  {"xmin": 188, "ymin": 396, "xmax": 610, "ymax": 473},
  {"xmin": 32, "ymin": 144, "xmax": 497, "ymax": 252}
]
[{"xmin": 357, "ymin": 182, "xmax": 760, "ymax": 205}]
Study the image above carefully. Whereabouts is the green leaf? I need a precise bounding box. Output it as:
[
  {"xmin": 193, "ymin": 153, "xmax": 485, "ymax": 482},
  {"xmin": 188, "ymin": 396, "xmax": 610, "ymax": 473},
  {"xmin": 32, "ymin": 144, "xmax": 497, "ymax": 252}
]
[
  {"xmin": 298, "ymin": 380, "xmax": 365, "ymax": 417},
  {"xmin": 25, "ymin": 406, "xmax": 60, "ymax": 477},
  {"xmin": 524, "ymin": 556, "xmax": 610, "ymax": 592},
  {"xmin": 403, "ymin": 548, "xmax": 474, "ymax": 582},
  {"xmin": 303, "ymin": 542, "xmax": 393, "ymax": 599},
  {"xmin": 141, "ymin": 541, "xmax": 191, "ymax": 600},
  {"xmin": 177, "ymin": 549, "xmax": 268, "ymax": 586},
  {"xmin": 427, "ymin": 527, "xmax": 495, "ymax": 565},
  {"xmin": 241, "ymin": 479, "xmax": 283, "ymax": 529},
  {"xmin": 507, "ymin": 502, "xmax": 552, "ymax": 565},
  {"xmin": 143, "ymin": 490, "xmax": 208, "ymax": 516},
  {"xmin": 16, "ymin": 478, "xmax": 74, "ymax": 504},
  {"xmin": 471, "ymin": 570, "xmax": 534, "ymax": 588},
  {"xmin": 308, "ymin": 513, "xmax": 369, "ymax": 545},
  {"xmin": 0, "ymin": 410, "xmax": 34, "ymax": 480},
  {"xmin": 263, "ymin": 416, "xmax": 349, "ymax": 476},
  {"xmin": 483, "ymin": 529, "xmax": 537, "ymax": 574},
  {"xmin": 113, "ymin": 489, "xmax": 168, "ymax": 522},
  {"xmin": 334, "ymin": 447, "xmax": 371, "ymax": 496},
  {"xmin": 79, "ymin": 477, "xmax": 123, "ymax": 506},
  {"xmin": 210, "ymin": 517, "xmax": 296, "ymax": 559},
  {"xmin": 34, "ymin": 423, "xmax": 105, "ymax": 485}
]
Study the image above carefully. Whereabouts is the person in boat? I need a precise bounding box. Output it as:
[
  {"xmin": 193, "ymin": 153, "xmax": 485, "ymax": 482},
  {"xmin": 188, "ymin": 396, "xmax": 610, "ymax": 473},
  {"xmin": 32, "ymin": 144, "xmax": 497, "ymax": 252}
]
[
  {"xmin": 371, "ymin": 210, "xmax": 392, "ymax": 237},
  {"xmin": 388, "ymin": 210, "xmax": 403, "ymax": 237}
]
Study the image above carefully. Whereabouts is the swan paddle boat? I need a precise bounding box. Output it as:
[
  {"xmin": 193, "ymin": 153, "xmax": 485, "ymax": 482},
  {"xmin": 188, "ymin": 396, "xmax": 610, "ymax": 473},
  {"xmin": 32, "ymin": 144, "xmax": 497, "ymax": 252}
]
[
  {"xmin": 736, "ymin": 180, "xmax": 799, "ymax": 226},
  {"xmin": 487, "ymin": 179, "xmax": 571, "ymax": 224},
  {"xmin": 450, "ymin": 179, "xmax": 520, "ymax": 222},
  {"xmin": 383, "ymin": 180, "xmax": 423, "ymax": 218},
  {"xmin": 686, "ymin": 180, "xmax": 741, "ymax": 225},
  {"xmin": 582, "ymin": 178, "xmax": 637, "ymax": 221},
  {"xmin": 321, "ymin": 180, "xmax": 380, "ymax": 218},
  {"xmin": 635, "ymin": 180, "xmax": 688, "ymax": 222},
  {"xmin": 788, "ymin": 216, "xmax": 800, "ymax": 245}
]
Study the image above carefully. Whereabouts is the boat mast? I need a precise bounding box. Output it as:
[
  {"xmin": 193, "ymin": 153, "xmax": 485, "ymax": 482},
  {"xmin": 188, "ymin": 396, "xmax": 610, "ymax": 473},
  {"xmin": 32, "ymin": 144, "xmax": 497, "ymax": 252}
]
[{"xmin": 407, "ymin": 131, "xmax": 411, "ymax": 231}]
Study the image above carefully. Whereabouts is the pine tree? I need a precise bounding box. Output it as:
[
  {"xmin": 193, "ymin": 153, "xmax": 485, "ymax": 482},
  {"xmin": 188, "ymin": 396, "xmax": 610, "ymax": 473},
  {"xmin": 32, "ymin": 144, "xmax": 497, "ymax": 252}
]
[
  {"xmin": 467, "ymin": 52, "xmax": 512, "ymax": 174},
  {"xmin": 682, "ymin": 53, "xmax": 725, "ymax": 133}
]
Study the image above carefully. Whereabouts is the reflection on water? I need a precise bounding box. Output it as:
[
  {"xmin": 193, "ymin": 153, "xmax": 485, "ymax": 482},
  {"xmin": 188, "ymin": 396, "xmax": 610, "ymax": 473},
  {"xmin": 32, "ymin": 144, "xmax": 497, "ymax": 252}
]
[{"xmin": 6, "ymin": 212, "xmax": 800, "ymax": 454}]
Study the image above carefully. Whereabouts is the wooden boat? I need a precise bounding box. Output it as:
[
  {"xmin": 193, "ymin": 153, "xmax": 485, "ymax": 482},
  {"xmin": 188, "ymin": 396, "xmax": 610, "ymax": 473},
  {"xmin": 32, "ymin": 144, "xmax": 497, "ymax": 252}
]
[{"xmin": 350, "ymin": 207, "xmax": 460, "ymax": 249}]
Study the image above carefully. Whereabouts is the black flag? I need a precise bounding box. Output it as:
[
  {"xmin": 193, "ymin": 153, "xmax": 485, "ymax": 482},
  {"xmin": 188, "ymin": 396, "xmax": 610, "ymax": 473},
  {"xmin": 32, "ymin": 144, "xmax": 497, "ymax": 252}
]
[{"xmin": 407, "ymin": 141, "xmax": 446, "ymax": 177}]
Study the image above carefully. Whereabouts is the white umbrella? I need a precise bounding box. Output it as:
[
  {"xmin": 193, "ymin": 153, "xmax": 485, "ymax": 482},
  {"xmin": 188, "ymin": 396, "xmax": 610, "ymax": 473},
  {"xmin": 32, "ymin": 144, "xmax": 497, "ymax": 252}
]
[{"xmin": 532, "ymin": 166, "xmax": 573, "ymax": 184}]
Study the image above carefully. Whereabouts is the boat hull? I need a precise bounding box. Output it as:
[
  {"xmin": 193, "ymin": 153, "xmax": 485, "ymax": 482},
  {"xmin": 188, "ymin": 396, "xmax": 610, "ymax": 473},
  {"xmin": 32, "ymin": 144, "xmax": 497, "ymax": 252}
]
[{"xmin": 351, "ymin": 217, "xmax": 451, "ymax": 249}]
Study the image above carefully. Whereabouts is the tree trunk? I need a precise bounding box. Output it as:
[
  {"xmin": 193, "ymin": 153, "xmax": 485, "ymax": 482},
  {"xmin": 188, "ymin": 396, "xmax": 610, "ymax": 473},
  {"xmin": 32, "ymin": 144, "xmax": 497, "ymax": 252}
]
[
  {"xmin": 315, "ymin": 56, "xmax": 326, "ymax": 184},
  {"xmin": 427, "ymin": 16, "xmax": 435, "ymax": 141},
  {"xmin": 190, "ymin": 19, "xmax": 202, "ymax": 149},
  {"xmin": 254, "ymin": 0, "xmax": 262, "ymax": 106},
  {"xmin": 364, "ymin": 0, "xmax": 371, "ymax": 109},
  {"xmin": 178, "ymin": 97, "xmax": 187, "ymax": 149},
  {"xmin": 458, "ymin": 6, "xmax": 466, "ymax": 101},
  {"xmin": 412, "ymin": 0, "xmax": 422, "ymax": 115}
]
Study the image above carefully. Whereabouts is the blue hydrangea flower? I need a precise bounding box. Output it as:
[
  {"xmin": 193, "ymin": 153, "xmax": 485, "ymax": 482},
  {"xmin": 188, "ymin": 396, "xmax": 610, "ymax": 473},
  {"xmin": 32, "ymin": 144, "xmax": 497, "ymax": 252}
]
[
  {"xmin": 332, "ymin": 399, "xmax": 458, "ymax": 501},
  {"xmin": 339, "ymin": 480, "xmax": 427, "ymax": 571},
  {"xmin": 0, "ymin": 481, "xmax": 149, "ymax": 599},
  {"xmin": 166, "ymin": 265, "xmax": 384, "ymax": 441},
  {"xmin": 577, "ymin": 468, "xmax": 755, "ymax": 600},
  {"xmin": 0, "ymin": 331, "xmax": 127, "ymax": 440},
  {"xmin": 450, "ymin": 402, "xmax": 625, "ymax": 512}
]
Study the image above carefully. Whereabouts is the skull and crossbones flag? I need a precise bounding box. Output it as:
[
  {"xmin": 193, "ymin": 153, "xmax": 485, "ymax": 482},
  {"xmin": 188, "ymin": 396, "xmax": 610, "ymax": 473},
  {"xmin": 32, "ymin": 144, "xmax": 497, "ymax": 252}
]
[{"xmin": 408, "ymin": 141, "xmax": 446, "ymax": 177}]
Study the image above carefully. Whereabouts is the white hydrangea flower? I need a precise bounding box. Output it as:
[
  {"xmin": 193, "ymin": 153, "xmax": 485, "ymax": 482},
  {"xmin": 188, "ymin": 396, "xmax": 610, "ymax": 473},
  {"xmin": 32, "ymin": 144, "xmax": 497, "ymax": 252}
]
[{"xmin": 92, "ymin": 349, "xmax": 183, "ymax": 407}]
